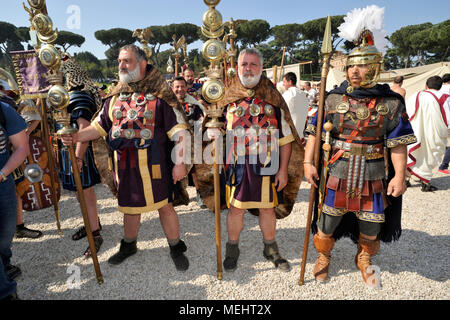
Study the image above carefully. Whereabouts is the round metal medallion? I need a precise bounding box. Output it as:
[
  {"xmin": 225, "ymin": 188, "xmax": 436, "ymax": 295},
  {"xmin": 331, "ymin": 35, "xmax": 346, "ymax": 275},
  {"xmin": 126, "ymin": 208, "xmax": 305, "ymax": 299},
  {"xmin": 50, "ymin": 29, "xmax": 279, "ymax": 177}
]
[
  {"xmin": 38, "ymin": 44, "xmax": 60, "ymax": 68},
  {"xmin": 135, "ymin": 97, "xmax": 147, "ymax": 106},
  {"xmin": 119, "ymin": 93, "xmax": 131, "ymax": 101},
  {"xmin": 234, "ymin": 106, "xmax": 245, "ymax": 117},
  {"xmin": 201, "ymin": 79, "xmax": 225, "ymax": 103},
  {"xmin": 127, "ymin": 109, "xmax": 138, "ymax": 120},
  {"xmin": 356, "ymin": 106, "xmax": 370, "ymax": 120},
  {"xmin": 24, "ymin": 164, "xmax": 43, "ymax": 183},
  {"xmin": 143, "ymin": 110, "xmax": 153, "ymax": 120},
  {"xmin": 47, "ymin": 85, "xmax": 70, "ymax": 110},
  {"xmin": 375, "ymin": 103, "xmax": 389, "ymax": 116},
  {"xmin": 201, "ymin": 39, "xmax": 225, "ymax": 63},
  {"xmin": 140, "ymin": 129, "xmax": 152, "ymax": 140},
  {"xmin": 112, "ymin": 129, "xmax": 121, "ymax": 139},
  {"xmin": 249, "ymin": 103, "xmax": 261, "ymax": 117},
  {"xmin": 124, "ymin": 129, "xmax": 136, "ymax": 139},
  {"xmin": 131, "ymin": 93, "xmax": 140, "ymax": 101},
  {"xmin": 264, "ymin": 104, "xmax": 274, "ymax": 116},
  {"xmin": 336, "ymin": 102, "xmax": 350, "ymax": 114},
  {"xmin": 346, "ymin": 86, "xmax": 354, "ymax": 94},
  {"xmin": 114, "ymin": 110, "xmax": 123, "ymax": 120}
]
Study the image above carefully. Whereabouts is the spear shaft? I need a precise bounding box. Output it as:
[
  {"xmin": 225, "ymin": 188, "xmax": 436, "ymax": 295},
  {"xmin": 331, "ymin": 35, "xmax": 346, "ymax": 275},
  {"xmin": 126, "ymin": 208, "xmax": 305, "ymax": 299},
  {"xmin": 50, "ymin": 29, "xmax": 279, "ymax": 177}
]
[{"xmin": 299, "ymin": 16, "xmax": 333, "ymax": 286}]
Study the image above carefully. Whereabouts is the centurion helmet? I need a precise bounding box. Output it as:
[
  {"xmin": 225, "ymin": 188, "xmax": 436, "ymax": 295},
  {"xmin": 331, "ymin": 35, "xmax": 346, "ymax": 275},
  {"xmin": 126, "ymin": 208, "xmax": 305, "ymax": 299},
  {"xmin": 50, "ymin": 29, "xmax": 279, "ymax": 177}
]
[{"xmin": 338, "ymin": 5, "xmax": 388, "ymax": 89}]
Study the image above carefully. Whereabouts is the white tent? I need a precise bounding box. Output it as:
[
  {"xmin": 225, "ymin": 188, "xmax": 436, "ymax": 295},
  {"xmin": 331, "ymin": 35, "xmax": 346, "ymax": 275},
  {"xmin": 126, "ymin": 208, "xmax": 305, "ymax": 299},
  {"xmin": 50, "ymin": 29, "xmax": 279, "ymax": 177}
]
[
  {"xmin": 380, "ymin": 62, "xmax": 450, "ymax": 100},
  {"xmin": 326, "ymin": 67, "xmax": 346, "ymax": 91}
]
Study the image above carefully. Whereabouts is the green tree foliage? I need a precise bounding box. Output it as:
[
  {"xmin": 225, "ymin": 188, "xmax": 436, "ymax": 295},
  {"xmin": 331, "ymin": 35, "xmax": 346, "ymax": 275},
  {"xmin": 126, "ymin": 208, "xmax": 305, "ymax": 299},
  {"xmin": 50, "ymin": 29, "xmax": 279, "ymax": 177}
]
[
  {"xmin": 409, "ymin": 20, "xmax": 450, "ymax": 64},
  {"xmin": 94, "ymin": 28, "xmax": 135, "ymax": 63},
  {"xmin": 236, "ymin": 19, "xmax": 271, "ymax": 47},
  {"xmin": 302, "ymin": 15, "xmax": 345, "ymax": 49},
  {"xmin": 389, "ymin": 23, "xmax": 433, "ymax": 68},
  {"xmin": 186, "ymin": 48, "xmax": 208, "ymax": 75},
  {"xmin": 0, "ymin": 21, "xmax": 24, "ymax": 53},
  {"xmin": 54, "ymin": 30, "xmax": 85, "ymax": 52},
  {"xmin": 270, "ymin": 23, "xmax": 302, "ymax": 49},
  {"xmin": 0, "ymin": 21, "xmax": 24, "ymax": 73},
  {"xmin": 144, "ymin": 23, "xmax": 200, "ymax": 67},
  {"xmin": 15, "ymin": 26, "xmax": 33, "ymax": 49},
  {"xmin": 256, "ymin": 43, "xmax": 282, "ymax": 69}
]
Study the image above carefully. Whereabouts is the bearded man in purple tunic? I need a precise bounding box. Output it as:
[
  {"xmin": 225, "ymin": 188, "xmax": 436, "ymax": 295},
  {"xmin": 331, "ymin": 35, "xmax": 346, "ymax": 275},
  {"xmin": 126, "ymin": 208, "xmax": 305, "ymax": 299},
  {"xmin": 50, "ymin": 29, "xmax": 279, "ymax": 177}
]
[
  {"xmin": 205, "ymin": 48, "xmax": 304, "ymax": 273},
  {"xmin": 60, "ymin": 45, "xmax": 191, "ymax": 271}
]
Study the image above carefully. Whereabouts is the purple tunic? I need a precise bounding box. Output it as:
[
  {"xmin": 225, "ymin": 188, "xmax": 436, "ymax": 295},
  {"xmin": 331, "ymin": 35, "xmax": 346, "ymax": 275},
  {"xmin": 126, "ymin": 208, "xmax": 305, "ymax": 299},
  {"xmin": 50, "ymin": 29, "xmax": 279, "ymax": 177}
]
[
  {"xmin": 92, "ymin": 94, "xmax": 188, "ymax": 214},
  {"xmin": 224, "ymin": 98, "xmax": 295, "ymax": 209}
]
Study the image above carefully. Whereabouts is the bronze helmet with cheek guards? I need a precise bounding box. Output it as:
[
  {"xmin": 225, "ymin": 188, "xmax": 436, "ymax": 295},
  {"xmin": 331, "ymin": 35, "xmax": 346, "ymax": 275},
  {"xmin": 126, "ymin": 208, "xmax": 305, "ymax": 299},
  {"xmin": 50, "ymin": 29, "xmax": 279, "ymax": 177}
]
[{"xmin": 346, "ymin": 30, "xmax": 384, "ymax": 89}]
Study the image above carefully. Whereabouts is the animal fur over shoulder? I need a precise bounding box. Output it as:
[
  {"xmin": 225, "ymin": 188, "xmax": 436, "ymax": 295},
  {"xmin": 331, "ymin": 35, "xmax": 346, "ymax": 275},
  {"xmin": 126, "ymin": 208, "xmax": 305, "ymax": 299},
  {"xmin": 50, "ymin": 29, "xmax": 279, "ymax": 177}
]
[{"xmin": 196, "ymin": 74, "xmax": 305, "ymax": 219}]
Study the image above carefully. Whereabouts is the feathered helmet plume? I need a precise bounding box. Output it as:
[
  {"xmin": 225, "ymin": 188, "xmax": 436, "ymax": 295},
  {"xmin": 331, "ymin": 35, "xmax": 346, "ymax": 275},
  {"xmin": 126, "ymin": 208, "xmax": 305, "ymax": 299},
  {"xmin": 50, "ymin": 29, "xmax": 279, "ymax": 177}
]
[{"xmin": 338, "ymin": 5, "xmax": 387, "ymax": 88}]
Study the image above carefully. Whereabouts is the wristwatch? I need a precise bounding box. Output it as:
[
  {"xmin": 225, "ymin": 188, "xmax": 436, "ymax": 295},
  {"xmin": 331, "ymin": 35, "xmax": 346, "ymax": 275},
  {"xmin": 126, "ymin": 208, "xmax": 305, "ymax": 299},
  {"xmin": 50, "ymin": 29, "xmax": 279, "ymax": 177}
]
[{"xmin": 0, "ymin": 170, "xmax": 7, "ymax": 182}]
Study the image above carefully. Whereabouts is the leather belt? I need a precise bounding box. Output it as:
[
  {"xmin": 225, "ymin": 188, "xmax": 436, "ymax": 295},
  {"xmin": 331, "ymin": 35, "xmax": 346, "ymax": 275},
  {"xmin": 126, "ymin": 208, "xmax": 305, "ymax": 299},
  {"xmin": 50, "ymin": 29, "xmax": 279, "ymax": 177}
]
[{"xmin": 332, "ymin": 141, "xmax": 384, "ymax": 160}]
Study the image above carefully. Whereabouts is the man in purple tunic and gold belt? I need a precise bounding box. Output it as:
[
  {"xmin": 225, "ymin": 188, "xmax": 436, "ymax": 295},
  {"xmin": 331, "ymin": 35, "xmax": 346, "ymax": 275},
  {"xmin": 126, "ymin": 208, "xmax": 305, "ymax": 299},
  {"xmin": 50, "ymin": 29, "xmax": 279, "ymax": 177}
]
[
  {"xmin": 205, "ymin": 48, "xmax": 304, "ymax": 273},
  {"xmin": 61, "ymin": 45, "xmax": 191, "ymax": 271}
]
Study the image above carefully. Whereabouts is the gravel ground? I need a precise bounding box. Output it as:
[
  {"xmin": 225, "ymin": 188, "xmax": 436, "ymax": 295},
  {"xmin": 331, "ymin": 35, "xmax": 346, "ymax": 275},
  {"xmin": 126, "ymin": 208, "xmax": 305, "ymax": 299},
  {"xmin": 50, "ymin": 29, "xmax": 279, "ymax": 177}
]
[{"xmin": 10, "ymin": 169, "xmax": 450, "ymax": 301}]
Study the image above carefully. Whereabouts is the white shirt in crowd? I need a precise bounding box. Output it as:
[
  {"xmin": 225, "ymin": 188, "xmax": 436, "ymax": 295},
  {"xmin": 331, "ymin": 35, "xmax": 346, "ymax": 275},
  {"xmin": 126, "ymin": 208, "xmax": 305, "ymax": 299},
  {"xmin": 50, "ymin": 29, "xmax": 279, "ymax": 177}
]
[
  {"xmin": 282, "ymin": 86, "xmax": 309, "ymax": 139},
  {"xmin": 305, "ymin": 88, "xmax": 318, "ymax": 105}
]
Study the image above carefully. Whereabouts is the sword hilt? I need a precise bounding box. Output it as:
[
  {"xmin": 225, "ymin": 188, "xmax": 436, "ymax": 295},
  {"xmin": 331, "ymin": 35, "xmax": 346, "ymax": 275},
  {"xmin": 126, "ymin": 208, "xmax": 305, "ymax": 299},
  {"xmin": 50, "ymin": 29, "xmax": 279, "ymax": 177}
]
[{"xmin": 322, "ymin": 121, "xmax": 333, "ymax": 152}]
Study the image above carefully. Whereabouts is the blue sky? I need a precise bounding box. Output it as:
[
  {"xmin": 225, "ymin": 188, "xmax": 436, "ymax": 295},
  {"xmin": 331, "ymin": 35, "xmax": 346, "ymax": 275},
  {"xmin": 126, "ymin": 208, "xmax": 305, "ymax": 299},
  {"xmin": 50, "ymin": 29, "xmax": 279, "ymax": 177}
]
[{"xmin": 2, "ymin": 0, "xmax": 449, "ymax": 59}]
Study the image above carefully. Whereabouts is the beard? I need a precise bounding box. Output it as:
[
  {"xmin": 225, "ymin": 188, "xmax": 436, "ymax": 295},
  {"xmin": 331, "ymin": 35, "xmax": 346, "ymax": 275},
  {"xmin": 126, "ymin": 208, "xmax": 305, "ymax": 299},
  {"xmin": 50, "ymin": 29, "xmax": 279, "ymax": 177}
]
[
  {"xmin": 119, "ymin": 64, "xmax": 141, "ymax": 83},
  {"xmin": 239, "ymin": 71, "xmax": 262, "ymax": 88}
]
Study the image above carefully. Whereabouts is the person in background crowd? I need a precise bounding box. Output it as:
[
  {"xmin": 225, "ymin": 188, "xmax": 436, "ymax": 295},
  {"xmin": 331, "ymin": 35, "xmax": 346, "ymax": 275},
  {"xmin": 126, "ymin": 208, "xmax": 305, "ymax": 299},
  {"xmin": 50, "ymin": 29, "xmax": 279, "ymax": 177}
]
[
  {"xmin": 0, "ymin": 96, "xmax": 29, "ymax": 300},
  {"xmin": 406, "ymin": 76, "xmax": 448, "ymax": 191},
  {"xmin": 390, "ymin": 76, "xmax": 406, "ymax": 98},
  {"xmin": 438, "ymin": 73, "xmax": 450, "ymax": 174}
]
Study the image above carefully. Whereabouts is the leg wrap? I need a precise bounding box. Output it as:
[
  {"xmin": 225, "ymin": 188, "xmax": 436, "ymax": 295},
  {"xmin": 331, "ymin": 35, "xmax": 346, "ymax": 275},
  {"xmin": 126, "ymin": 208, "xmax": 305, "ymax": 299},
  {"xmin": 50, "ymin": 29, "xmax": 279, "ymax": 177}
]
[{"xmin": 313, "ymin": 234, "xmax": 335, "ymax": 282}]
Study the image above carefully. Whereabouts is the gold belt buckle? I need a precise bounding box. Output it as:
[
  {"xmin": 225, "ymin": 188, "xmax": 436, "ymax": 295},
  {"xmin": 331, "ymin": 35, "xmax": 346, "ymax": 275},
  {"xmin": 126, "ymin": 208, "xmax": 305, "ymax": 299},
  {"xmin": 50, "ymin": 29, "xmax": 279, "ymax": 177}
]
[{"xmin": 349, "ymin": 144, "xmax": 364, "ymax": 156}]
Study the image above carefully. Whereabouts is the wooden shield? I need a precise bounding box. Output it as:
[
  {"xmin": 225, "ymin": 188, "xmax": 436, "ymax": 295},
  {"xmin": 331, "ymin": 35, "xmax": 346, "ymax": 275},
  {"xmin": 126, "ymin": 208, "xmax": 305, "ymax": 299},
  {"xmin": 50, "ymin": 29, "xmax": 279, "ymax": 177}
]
[{"xmin": 16, "ymin": 135, "xmax": 61, "ymax": 211}]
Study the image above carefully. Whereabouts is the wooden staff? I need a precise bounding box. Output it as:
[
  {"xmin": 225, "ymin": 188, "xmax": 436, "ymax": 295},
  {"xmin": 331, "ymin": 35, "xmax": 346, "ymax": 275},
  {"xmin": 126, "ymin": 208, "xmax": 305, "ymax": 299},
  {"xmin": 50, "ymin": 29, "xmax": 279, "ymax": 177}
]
[
  {"xmin": 66, "ymin": 141, "xmax": 103, "ymax": 284},
  {"xmin": 213, "ymin": 145, "xmax": 223, "ymax": 280},
  {"xmin": 39, "ymin": 98, "xmax": 62, "ymax": 235},
  {"xmin": 278, "ymin": 46, "xmax": 286, "ymax": 83},
  {"xmin": 299, "ymin": 16, "xmax": 333, "ymax": 286}
]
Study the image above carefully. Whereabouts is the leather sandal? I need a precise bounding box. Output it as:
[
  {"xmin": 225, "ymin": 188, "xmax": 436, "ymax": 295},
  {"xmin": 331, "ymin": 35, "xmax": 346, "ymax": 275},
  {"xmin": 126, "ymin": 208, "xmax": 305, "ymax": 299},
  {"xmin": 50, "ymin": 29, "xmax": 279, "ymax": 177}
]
[
  {"xmin": 84, "ymin": 235, "xmax": 103, "ymax": 258},
  {"xmin": 72, "ymin": 219, "xmax": 102, "ymax": 241}
]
